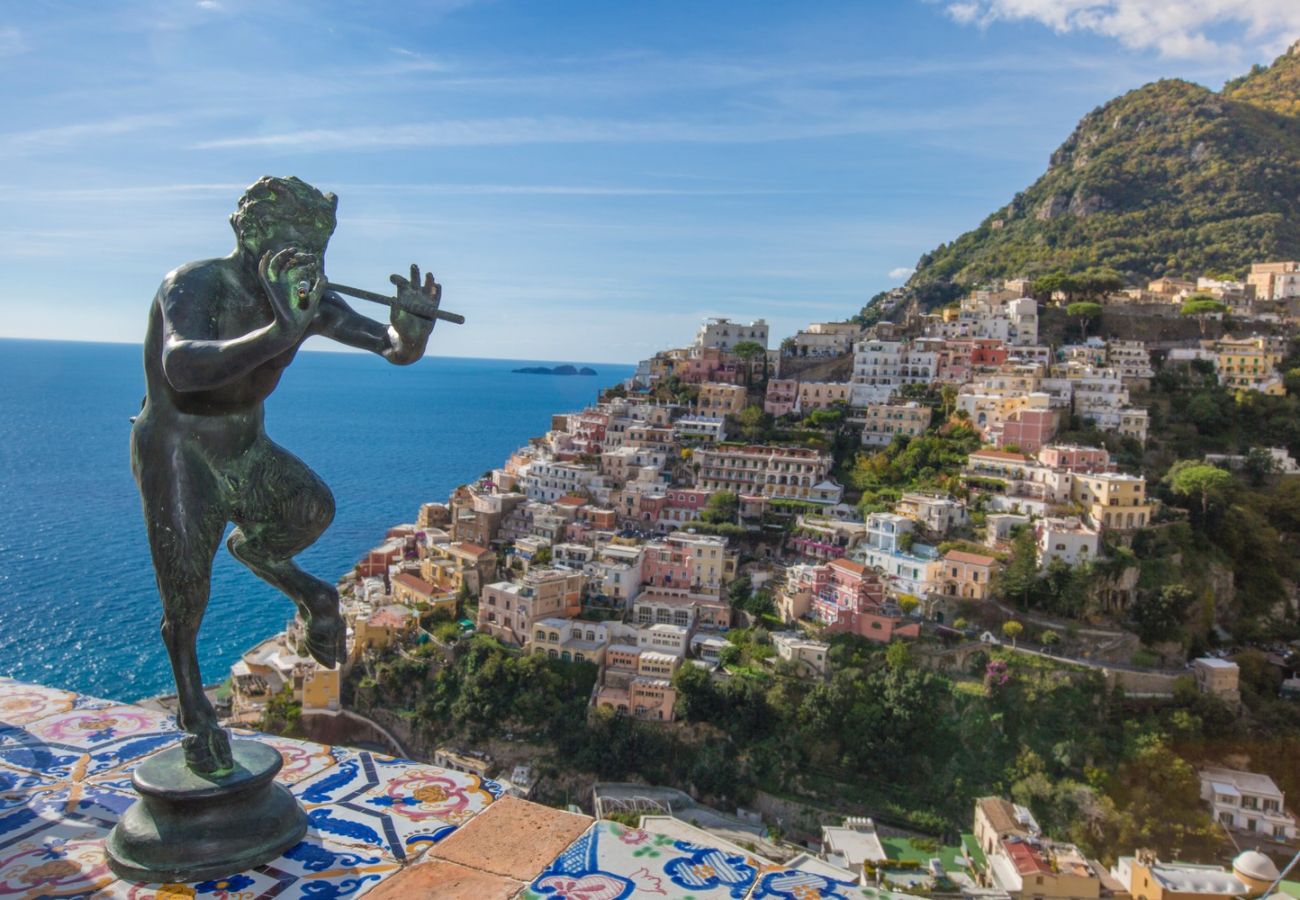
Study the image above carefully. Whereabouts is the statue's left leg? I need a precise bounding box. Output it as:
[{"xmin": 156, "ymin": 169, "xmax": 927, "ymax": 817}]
[{"xmin": 226, "ymin": 438, "xmax": 345, "ymax": 668}]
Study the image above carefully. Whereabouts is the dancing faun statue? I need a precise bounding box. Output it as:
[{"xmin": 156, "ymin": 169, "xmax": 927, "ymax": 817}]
[{"xmin": 132, "ymin": 176, "xmax": 453, "ymax": 774}]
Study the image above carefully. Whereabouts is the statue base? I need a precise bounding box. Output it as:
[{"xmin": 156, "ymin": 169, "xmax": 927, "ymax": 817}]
[{"xmin": 105, "ymin": 739, "xmax": 308, "ymax": 883}]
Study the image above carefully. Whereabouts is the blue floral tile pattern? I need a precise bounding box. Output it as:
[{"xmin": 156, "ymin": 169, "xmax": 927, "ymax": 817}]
[
  {"xmin": 750, "ymin": 868, "xmax": 865, "ymax": 899},
  {"xmin": 0, "ymin": 819, "xmax": 117, "ymax": 898},
  {"xmin": 0, "ymin": 680, "xmax": 478, "ymax": 898},
  {"xmin": 524, "ymin": 821, "xmax": 770, "ymax": 900},
  {"xmin": 292, "ymin": 750, "xmax": 501, "ymax": 862}
]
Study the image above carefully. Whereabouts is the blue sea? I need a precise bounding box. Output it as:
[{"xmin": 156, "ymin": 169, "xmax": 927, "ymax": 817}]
[{"xmin": 0, "ymin": 338, "xmax": 631, "ymax": 701}]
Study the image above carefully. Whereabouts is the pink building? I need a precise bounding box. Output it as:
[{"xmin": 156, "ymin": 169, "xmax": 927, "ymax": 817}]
[
  {"xmin": 996, "ymin": 409, "xmax": 1058, "ymax": 455},
  {"xmin": 594, "ymin": 647, "xmax": 679, "ymax": 722},
  {"xmin": 641, "ymin": 532, "xmax": 731, "ymax": 595},
  {"xmin": 797, "ymin": 559, "xmax": 921, "ymax": 643},
  {"xmin": 765, "ymin": 379, "xmax": 799, "ymax": 416},
  {"xmin": 573, "ymin": 411, "xmax": 609, "ymax": 454},
  {"xmin": 1037, "ymin": 444, "xmax": 1113, "ymax": 473}
]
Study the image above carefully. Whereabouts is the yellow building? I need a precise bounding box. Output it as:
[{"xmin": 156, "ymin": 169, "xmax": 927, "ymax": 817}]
[
  {"xmin": 392, "ymin": 572, "xmax": 457, "ymax": 615},
  {"xmin": 696, "ymin": 382, "xmax": 749, "ymax": 415},
  {"xmin": 1210, "ymin": 336, "xmax": 1285, "ymax": 395},
  {"xmin": 351, "ymin": 603, "xmax": 416, "ymax": 657},
  {"xmin": 1112, "ymin": 851, "xmax": 1254, "ymax": 900},
  {"xmin": 300, "ymin": 666, "xmax": 340, "ymax": 712},
  {"xmin": 1071, "ymin": 472, "xmax": 1151, "ymax": 531},
  {"xmin": 938, "ymin": 550, "xmax": 998, "ymax": 600},
  {"xmin": 421, "ymin": 541, "xmax": 497, "ymax": 596}
]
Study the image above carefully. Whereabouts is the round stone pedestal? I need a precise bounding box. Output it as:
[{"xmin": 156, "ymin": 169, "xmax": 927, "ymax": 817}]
[{"xmin": 105, "ymin": 739, "xmax": 308, "ymax": 883}]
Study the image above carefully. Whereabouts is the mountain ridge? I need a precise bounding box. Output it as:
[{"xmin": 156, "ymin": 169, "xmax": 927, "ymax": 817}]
[{"xmin": 900, "ymin": 39, "xmax": 1300, "ymax": 306}]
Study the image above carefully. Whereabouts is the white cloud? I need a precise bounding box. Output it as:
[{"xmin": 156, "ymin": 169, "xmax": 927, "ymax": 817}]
[
  {"xmin": 940, "ymin": 1, "xmax": 1300, "ymax": 59},
  {"xmin": 889, "ymin": 266, "xmax": 916, "ymax": 280},
  {"xmin": 0, "ymin": 115, "xmax": 175, "ymax": 153}
]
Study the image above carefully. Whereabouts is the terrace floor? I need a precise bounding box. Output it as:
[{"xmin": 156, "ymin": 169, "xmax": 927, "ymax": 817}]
[{"xmin": 0, "ymin": 677, "xmax": 886, "ymax": 898}]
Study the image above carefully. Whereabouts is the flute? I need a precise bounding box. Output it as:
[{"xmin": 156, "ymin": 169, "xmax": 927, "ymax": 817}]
[{"xmin": 297, "ymin": 280, "xmax": 466, "ymax": 325}]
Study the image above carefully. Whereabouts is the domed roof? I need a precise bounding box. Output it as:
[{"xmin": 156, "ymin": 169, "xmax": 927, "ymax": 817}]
[{"xmin": 1232, "ymin": 849, "xmax": 1279, "ymax": 882}]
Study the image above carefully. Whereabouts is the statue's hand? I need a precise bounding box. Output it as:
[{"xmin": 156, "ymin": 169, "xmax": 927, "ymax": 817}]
[
  {"xmin": 388, "ymin": 263, "xmax": 437, "ymax": 348},
  {"xmin": 259, "ymin": 247, "xmax": 325, "ymax": 341}
]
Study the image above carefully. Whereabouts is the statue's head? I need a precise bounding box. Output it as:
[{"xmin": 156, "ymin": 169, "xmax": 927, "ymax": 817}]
[{"xmin": 230, "ymin": 176, "xmax": 338, "ymax": 256}]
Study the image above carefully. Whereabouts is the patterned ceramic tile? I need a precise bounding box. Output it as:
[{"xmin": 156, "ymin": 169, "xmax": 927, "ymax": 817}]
[
  {"xmin": 523, "ymin": 821, "xmax": 769, "ymax": 900},
  {"xmin": 25, "ymin": 705, "xmax": 175, "ymax": 752},
  {"xmin": 97, "ymin": 831, "xmax": 404, "ymax": 899},
  {"xmin": 230, "ymin": 728, "xmax": 351, "ymax": 785},
  {"xmin": 749, "ymin": 868, "xmax": 867, "ymax": 899},
  {"xmin": 0, "ymin": 779, "xmax": 134, "ymax": 855},
  {"xmin": 292, "ymin": 751, "xmax": 501, "ymax": 863},
  {"xmin": 0, "ymin": 818, "xmax": 117, "ymax": 898},
  {"xmin": 0, "ymin": 722, "xmax": 84, "ymax": 784},
  {"xmin": 0, "ymin": 681, "xmax": 111, "ymax": 727}
]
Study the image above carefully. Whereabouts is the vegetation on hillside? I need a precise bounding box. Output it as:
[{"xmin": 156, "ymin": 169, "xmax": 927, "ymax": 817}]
[{"xmin": 901, "ymin": 42, "xmax": 1300, "ymax": 304}]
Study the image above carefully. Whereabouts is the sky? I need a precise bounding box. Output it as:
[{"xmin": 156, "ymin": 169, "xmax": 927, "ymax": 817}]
[{"xmin": 1, "ymin": 1, "xmax": 1296, "ymax": 364}]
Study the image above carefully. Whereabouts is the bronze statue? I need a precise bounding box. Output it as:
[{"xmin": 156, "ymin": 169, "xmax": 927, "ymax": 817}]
[
  {"xmin": 110, "ymin": 176, "xmax": 462, "ymax": 881},
  {"xmin": 131, "ymin": 176, "xmax": 445, "ymax": 774}
]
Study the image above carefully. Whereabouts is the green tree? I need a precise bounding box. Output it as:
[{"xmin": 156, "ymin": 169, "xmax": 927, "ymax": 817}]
[
  {"xmin": 1002, "ymin": 620, "xmax": 1024, "ymax": 646},
  {"xmin": 1041, "ymin": 629, "xmax": 1060, "ymax": 646},
  {"xmin": 735, "ymin": 405, "xmax": 771, "ymax": 443},
  {"xmin": 701, "ymin": 490, "xmax": 740, "ymax": 524},
  {"xmin": 1130, "ymin": 584, "xmax": 1193, "ymax": 645},
  {"xmin": 1066, "ymin": 301, "xmax": 1103, "ymax": 338},
  {"xmin": 1165, "ymin": 461, "xmax": 1235, "ymax": 520},
  {"xmin": 1179, "ymin": 296, "xmax": 1229, "ymax": 336},
  {"xmin": 1104, "ymin": 735, "xmax": 1219, "ymax": 862},
  {"xmin": 993, "ymin": 528, "xmax": 1039, "ymax": 608},
  {"xmin": 732, "ymin": 340, "xmax": 766, "ymax": 386}
]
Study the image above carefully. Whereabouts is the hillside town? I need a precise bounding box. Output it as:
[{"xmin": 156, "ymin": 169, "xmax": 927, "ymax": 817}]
[{"xmin": 229, "ymin": 259, "xmax": 1300, "ymax": 897}]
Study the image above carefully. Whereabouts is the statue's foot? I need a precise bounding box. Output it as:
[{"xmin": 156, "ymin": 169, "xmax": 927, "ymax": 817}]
[
  {"xmin": 303, "ymin": 606, "xmax": 346, "ymax": 669},
  {"xmin": 183, "ymin": 725, "xmax": 234, "ymax": 775}
]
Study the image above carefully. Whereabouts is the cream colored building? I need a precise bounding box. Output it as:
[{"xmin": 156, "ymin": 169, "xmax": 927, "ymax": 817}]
[
  {"xmin": 861, "ymin": 402, "xmax": 930, "ymax": 447},
  {"xmin": 797, "ymin": 381, "xmax": 852, "ymax": 412},
  {"xmin": 1247, "ymin": 260, "xmax": 1300, "ymax": 301},
  {"xmin": 1192, "ymin": 657, "xmax": 1240, "ymax": 703},
  {"xmin": 693, "ymin": 444, "xmax": 837, "ymax": 503}
]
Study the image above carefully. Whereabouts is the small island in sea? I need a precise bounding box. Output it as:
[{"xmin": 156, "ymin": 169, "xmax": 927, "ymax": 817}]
[{"xmin": 512, "ymin": 364, "xmax": 597, "ymax": 376}]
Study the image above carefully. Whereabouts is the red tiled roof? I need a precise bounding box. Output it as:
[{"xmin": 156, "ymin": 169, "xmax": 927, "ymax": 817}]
[
  {"xmin": 1003, "ymin": 839, "xmax": 1052, "ymax": 876},
  {"xmin": 450, "ymin": 542, "xmax": 490, "ymax": 559},
  {"xmin": 828, "ymin": 558, "xmax": 867, "ymax": 576}
]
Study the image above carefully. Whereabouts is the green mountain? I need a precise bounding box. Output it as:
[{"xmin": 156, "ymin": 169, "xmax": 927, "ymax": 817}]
[{"xmin": 905, "ymin": 40, "xmax": 1300, "ymax": 298}]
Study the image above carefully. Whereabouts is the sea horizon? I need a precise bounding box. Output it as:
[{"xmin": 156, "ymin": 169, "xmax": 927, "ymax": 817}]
[
  {"xmin": 0, "ymin": 338, "xmax": 633, "ymax": 702},
  {"xmin": 0, "ymin": 334, "xmax": 634, "ymax": 369}
]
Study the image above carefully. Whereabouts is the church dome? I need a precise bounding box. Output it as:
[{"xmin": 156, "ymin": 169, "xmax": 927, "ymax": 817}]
[{"xmin": 1232, "ymin": 849, "xmax": 1279, "ymax": 884}]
